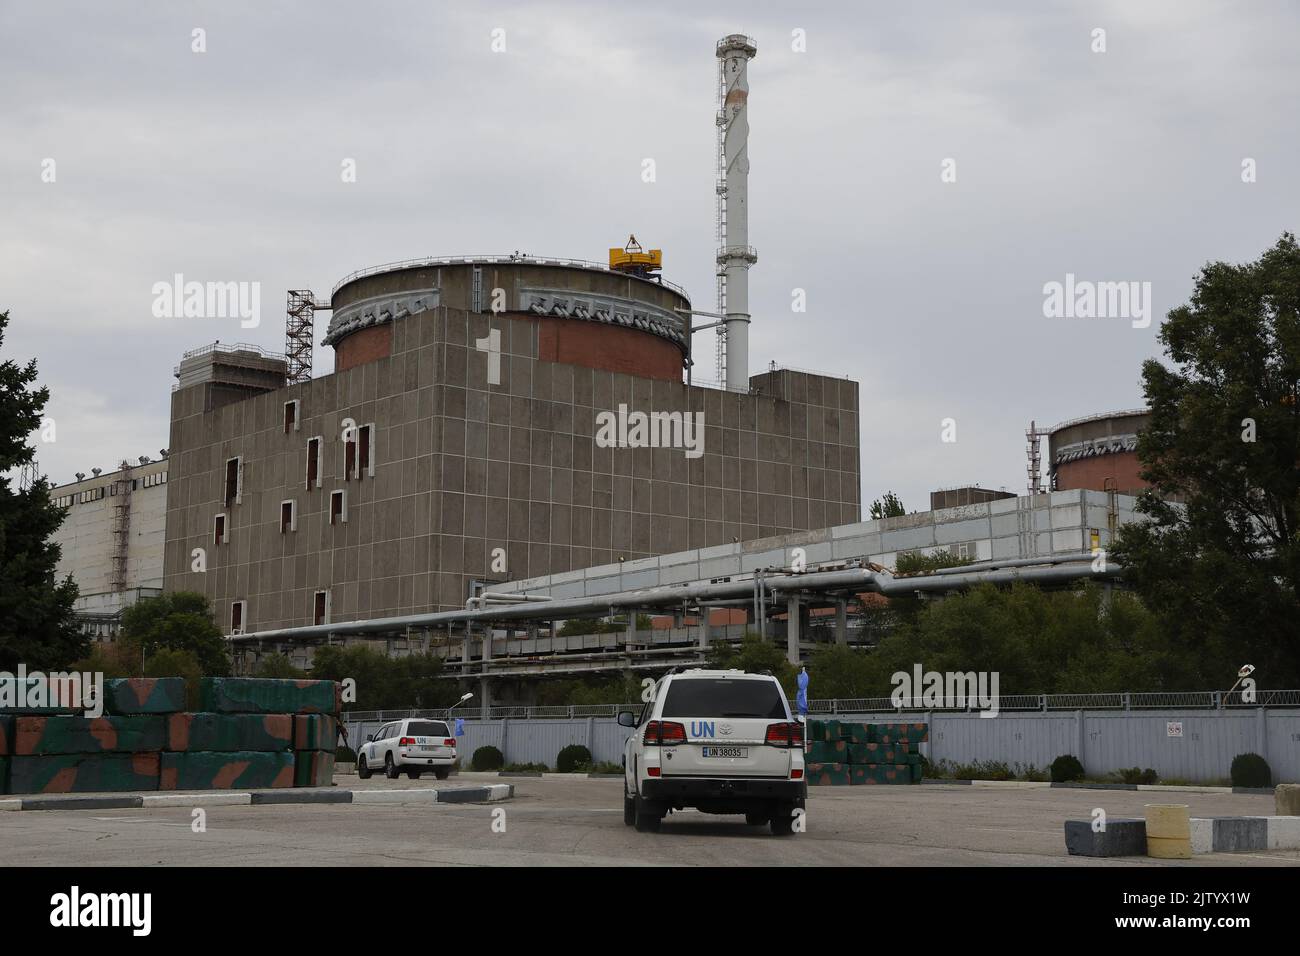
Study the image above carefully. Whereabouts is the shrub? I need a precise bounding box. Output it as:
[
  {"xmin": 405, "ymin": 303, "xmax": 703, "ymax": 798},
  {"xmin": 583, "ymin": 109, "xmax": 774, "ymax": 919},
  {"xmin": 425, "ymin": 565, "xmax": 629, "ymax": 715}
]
[
  {"xmin": 1014, "ymin": 762, "xmax": 1049, "ymax": 782},
  {"xmin": 589, "ymin": 761, "xmax": 623, "ymax": 775},
  {"xmin": 1114, "ymin": 766, "xmax": 1159, "ymax": 785},
  {"xmin": 336, "ymin": 745, "xmax": 356, "ymax": 763},
  {"xmin": 556, "ymin": 744, "xmax": 593, "ymax": 773},
  {"xmin": 1230, "ymin": 753, "xmax": 1272, "ymax": 788},
  {"xmin": 504, "ymin": 762, "xmax": 549, "ymax": 772},
  {"xmin": 1050, "ymin": 754, "xmax": 1085, "ymax": 783},
  {"xmin": 472, "ymin": 745, "xmax": 504, "ymax": 771}
]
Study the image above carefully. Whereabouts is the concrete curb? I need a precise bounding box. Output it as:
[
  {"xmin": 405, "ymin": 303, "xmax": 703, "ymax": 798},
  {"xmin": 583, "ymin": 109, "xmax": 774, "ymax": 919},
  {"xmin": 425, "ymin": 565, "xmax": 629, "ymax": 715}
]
[
  {"xmin": 0, "ymin": 784, "xmax": 516, "ymax": 811},
  {"xmin": 142, "ymin": 793, "xmax": 253, "ymax": 808},
  {"xmin": 18, "ymin": 795, "xmax": 145, "ymax": 811},
  {"xmin": 251, "ymin": 789, "xmax": 353, "ymax": 805},
  {"xmin": 1067, "ymin": 815, "xmax": 1300, "ymax": 856},
  {"xmin": 1190, "ymin": 815, "xmax": 1300, "ymax": 853},
  {"xmin": 922, "ymin": 778, "xmax": 971, "ymax": 785},
  {"xmin": 968, "ymin": 780, "xmax": 1051, "ymax": 789}
]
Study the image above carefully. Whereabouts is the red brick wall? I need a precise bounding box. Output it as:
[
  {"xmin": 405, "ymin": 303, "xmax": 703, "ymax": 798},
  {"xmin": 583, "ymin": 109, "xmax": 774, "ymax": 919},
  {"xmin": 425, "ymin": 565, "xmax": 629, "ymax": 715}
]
[
  {"xmin": 1055, "ymin": 452, "xmax": 1148, "ymax": 495},
  {"xmin": 334, "ymin": 324, "xmax": 393, "ymax": 372},
  {"xmin": 538, "ymin": 316, "xmax": 682, "ymax": 382}
]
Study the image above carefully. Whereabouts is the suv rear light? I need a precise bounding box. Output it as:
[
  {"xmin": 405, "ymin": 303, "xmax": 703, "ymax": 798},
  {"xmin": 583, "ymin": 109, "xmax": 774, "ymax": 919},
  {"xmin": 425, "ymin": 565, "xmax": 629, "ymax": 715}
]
[
  {"xmin": 399, "ymin": 737, "xmax": 416, "ymax": 746},
  {"xmin": 764, "ymin": 722, "xmax": 804, "ymax": 748},
  {"xmin": 642, "ymin": 720, "xmax": 687, "ymax": 746},
  {"xmin": 443, "ymin": 739, "xmax": 455, "ymax": 747}
]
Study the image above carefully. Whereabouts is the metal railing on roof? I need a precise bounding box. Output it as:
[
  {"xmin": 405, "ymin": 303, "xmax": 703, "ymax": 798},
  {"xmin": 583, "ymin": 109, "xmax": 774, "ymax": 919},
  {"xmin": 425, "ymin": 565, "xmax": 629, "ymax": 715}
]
[
  {"xmin": 330, "ymin": 254, "xmax": 691, "ymax": 301},
  {"xmin": 339, "ymin": 690, "xmax": 1300, "ymax": 723}
]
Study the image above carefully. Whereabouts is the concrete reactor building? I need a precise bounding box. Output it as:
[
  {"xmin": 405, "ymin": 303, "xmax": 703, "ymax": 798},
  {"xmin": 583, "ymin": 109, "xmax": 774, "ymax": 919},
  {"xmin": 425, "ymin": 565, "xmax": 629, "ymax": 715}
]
[{"xmin": 162, "ymin": 257, "xmax": 861, "ymax": 635}]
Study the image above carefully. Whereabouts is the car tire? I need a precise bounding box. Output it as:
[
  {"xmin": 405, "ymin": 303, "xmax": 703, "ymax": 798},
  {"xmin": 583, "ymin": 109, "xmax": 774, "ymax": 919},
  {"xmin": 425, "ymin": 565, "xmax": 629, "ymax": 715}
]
[
  {"xmin": 769, "ymin": 804, "xmax": 796, "ymax": 836},
  {"xmin": 384, "ymin": 754, "xmax": 400, "ymax": 779},
  {"xmin": 434, "ymin": 767, "xmax": 450, "ymax": 780},
  {"xmin": 407, "ymin": 769, "xmax": 422, "ymax": 780},
  {"xmin": 623, "ymin": 789, "xmax": 636, "ymax": 826},
  {"xmin": 745, "ymin": 810, "xmax": 769, "ymax": 826},
  {"xmin": 357, "ymin": 756, "xmax": 372, "ymax": 780},
  {"xmin": 633, "ymin": 794, "xmax": 661, "ymax": 833}
]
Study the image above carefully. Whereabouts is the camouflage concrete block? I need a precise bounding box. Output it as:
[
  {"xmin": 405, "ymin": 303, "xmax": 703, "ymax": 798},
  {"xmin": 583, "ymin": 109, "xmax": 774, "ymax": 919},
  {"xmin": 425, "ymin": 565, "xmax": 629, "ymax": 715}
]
[
  {"xmin": 848, "ymin": 742, "xmax": 904, "ymax": 764},
  {"xmin": 159, "ymin": 751, "xmax": 295, "ymax": 790},
  {"xmin": 8, "ymin": 753, "xmax": 161, "ymax": 794},
  {"xmin": 0, "ymin": 756, "xmax": 7, "ymax": 793},
  {"xmin": 806, "ymin": 762, "xmax": 851, "ymax": 786},
  {"xmin": 806, "ymin": 739, "xmax": 848, "ymax": 764},
  {"xmin": 167, "ymin": 714, "xmax": 293, "ymax": 752},
  {"xmin": 14, "ymin": 716, "xmax": 166, "ymax": 755},
  {"xmin": 199, "ymin": 678, "xmax": 338, "ymax": 715},
  {"xmin": 0, "ymin": 716, "xmax": 11, "ymax": 755},
  {"xmin": 293, "ymin": 714, "xmax": 338, "ymax": 751},
  {"xmin": 841, "ymin": 722, "xmax": 874, "ymax": 744},
  {"xmin": 294, "ymin": 750, "xmax": 335, "ymax": 787},
  {"xmin": 850, "ymin": 763, "xmax": 912, "ymax": 784},
  {"xmin": 869, "ymin": 722, "xmax": 929, "ymax": 745},
  {"xmin": 910, "ymin": 762, "xmax": 923, "ymax": 783},
  {"xmin": 104, "ymin": 678, "xmax": 188, "ymax": 715}
]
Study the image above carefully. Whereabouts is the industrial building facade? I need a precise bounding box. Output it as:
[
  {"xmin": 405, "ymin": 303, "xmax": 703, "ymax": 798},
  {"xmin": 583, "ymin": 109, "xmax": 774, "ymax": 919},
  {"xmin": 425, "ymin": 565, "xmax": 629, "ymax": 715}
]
[
  {"xmin": 162, "ymin": 258, "xmax": 861, "ymax": 634},
  {"xmin": 49, "ymin": 458, "xmax": 170, "ymax": 638}
]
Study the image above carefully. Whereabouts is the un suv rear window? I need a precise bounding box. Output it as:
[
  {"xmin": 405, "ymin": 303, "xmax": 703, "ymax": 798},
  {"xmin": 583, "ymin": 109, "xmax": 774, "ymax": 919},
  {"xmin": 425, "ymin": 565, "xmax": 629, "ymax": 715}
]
[
  {"xmin": 660, "ymin": 679, "xmax": 787, "ymax": 719},
  {"xmin": 407, "ymin": 721, "xmax": 450, "ymax": 737}
]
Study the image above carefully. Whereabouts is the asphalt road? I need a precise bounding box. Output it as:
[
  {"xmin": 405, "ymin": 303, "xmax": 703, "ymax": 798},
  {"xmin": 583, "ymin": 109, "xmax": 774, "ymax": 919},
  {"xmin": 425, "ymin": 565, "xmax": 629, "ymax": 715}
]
[{"xmin": 2, "ymin": 777, "xmax": 1297, "ymax": 867}]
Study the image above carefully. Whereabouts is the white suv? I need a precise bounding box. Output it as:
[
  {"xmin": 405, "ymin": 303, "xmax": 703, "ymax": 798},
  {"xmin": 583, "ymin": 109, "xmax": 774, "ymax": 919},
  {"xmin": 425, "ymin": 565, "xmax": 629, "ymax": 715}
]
[
  {"xmin": 357, "ymin": 718, "xmax": 457, "ymax": 780},
  {"xmin": 619, "ymin": 669, "xmax": 806, "ymax": 835}
]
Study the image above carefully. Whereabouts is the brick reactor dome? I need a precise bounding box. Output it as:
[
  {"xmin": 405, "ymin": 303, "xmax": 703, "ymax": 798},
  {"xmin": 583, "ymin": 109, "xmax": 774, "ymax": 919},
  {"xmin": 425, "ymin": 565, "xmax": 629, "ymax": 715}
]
[{"xmin": 323, "ymin": 256, "xmax": 692, "ymax": 381}]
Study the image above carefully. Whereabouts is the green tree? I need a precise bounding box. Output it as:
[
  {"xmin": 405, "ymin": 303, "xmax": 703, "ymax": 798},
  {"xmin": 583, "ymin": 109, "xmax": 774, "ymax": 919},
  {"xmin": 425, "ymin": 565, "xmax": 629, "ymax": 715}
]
[
  {"xmin": 0, "ymin": 310, "xmax": 84, "ymax": 671},
  {"xmin": 869, "ymin": 491, "xmax": 906, "ymax": 520},
  {"xmin": 253, "ymin": 652, "xmax": 306, "ymax": 679},
  {"xmin": 309, "ymin": 645, "xmax": 457, "ymax": 711},
  {"xmin": 706, "ymin": 632, "xmax": 796, "ymax": 694},
  {"xmin": 117, "ymin": 591, "xmax": 231, "ymax": 676},
  {"xmin": 1113, "ymin": 233, "xmax": 1300, "ymax": 685}
]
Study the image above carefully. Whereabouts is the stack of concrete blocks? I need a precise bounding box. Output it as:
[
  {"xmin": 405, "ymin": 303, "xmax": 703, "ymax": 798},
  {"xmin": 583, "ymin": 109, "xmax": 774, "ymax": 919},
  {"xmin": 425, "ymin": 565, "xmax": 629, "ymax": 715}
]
[
  {"xmin": 805, "ymin": 720, "xmax": 926, "ymax": 785},
  {"xmin": 0, "ymin": 677, "xmax": 340, "ymax": 794}
]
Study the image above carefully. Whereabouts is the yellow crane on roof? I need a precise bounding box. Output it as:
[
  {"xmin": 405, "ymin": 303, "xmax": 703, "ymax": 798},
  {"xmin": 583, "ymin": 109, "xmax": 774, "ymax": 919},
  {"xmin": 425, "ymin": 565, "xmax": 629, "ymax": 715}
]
[{"xmin": 608, "ymin": 235, "xmax": 662, "ymax": 277}]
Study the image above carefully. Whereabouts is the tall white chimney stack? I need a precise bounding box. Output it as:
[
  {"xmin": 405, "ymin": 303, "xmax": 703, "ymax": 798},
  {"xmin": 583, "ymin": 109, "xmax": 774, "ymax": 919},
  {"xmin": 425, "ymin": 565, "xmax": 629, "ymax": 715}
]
[{"xmin": 716, "ymin": 34, "xmax": 758, "ymax": 392}]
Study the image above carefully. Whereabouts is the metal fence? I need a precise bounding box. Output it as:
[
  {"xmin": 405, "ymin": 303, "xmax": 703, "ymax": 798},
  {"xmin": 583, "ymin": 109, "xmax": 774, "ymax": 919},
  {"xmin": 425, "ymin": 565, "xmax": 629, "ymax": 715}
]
[
  {"xmin": 339, "ymin": 690, "xmax": 1300, "ymax": 782},
  {"xmin": 343, "ymin": 689, "xmax": 1300, "ymax": 724}
]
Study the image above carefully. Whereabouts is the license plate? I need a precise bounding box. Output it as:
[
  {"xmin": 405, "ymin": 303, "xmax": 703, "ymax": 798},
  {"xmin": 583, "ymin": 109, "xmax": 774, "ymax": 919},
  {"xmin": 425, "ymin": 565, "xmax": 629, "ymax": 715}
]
[{"xmin": 702, "ymin": 746, "xmax": 748, "ymax": 759}]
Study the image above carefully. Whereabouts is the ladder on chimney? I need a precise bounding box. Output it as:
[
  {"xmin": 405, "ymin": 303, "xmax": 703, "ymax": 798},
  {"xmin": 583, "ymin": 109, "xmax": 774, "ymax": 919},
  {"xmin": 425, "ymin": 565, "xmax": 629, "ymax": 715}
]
[
  {"xmin": 110, "ymin": 460, "xmax": 133, "ymax": 592},
  {"xmin": 715, "ymin": 58, "xmax": 728, "ymax": 386}
]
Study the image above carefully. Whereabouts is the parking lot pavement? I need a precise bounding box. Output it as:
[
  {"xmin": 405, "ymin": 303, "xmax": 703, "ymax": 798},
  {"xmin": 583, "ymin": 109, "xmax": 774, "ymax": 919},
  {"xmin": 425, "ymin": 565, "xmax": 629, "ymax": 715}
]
[{"xmin": 1, "ymin": 777, "xmax": 1296, "ymax": 867}]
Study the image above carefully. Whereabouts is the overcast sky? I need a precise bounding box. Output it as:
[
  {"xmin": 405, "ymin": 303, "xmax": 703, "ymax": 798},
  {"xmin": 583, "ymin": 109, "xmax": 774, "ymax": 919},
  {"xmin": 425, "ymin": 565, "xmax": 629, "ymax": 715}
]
[{"xmin": 2, "ymin": 0, "xmax": 1297, "ymax": 512}]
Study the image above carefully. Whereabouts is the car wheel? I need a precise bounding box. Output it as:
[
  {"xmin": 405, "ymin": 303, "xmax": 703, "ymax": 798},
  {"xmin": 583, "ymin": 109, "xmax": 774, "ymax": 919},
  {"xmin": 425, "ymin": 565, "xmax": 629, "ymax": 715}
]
[
  {"xmin": 384, "ymin": 754, "xmax": 400, "ymax": 779},
  {"xmin": 769, "ymin": 804, "xmax": 796, "ymax": 836},
  {"xmin": 434, "ymin": 767, "xmax": 450, "ymax": 780},
  {"xmin": 745, "ymin": 810, "xmax": 769, "ymax": 826},
  {"xmin": 634, "ymin": 795, "xmax": 661, "ymax": 833},
  {"xmin": 623, "ymin": 789, "xmax": 636, "ymax": 826},
  {"xmin": 357, "ymin": 756, "xmax": 372, "ymax": 780}
]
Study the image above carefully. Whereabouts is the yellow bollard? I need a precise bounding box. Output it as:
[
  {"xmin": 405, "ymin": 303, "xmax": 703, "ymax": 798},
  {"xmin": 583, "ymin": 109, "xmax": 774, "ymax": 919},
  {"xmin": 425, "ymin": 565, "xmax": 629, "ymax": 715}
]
[{"xmin": 1145, "ymin": 804, "xmax": 1192, "ymax": 859}]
